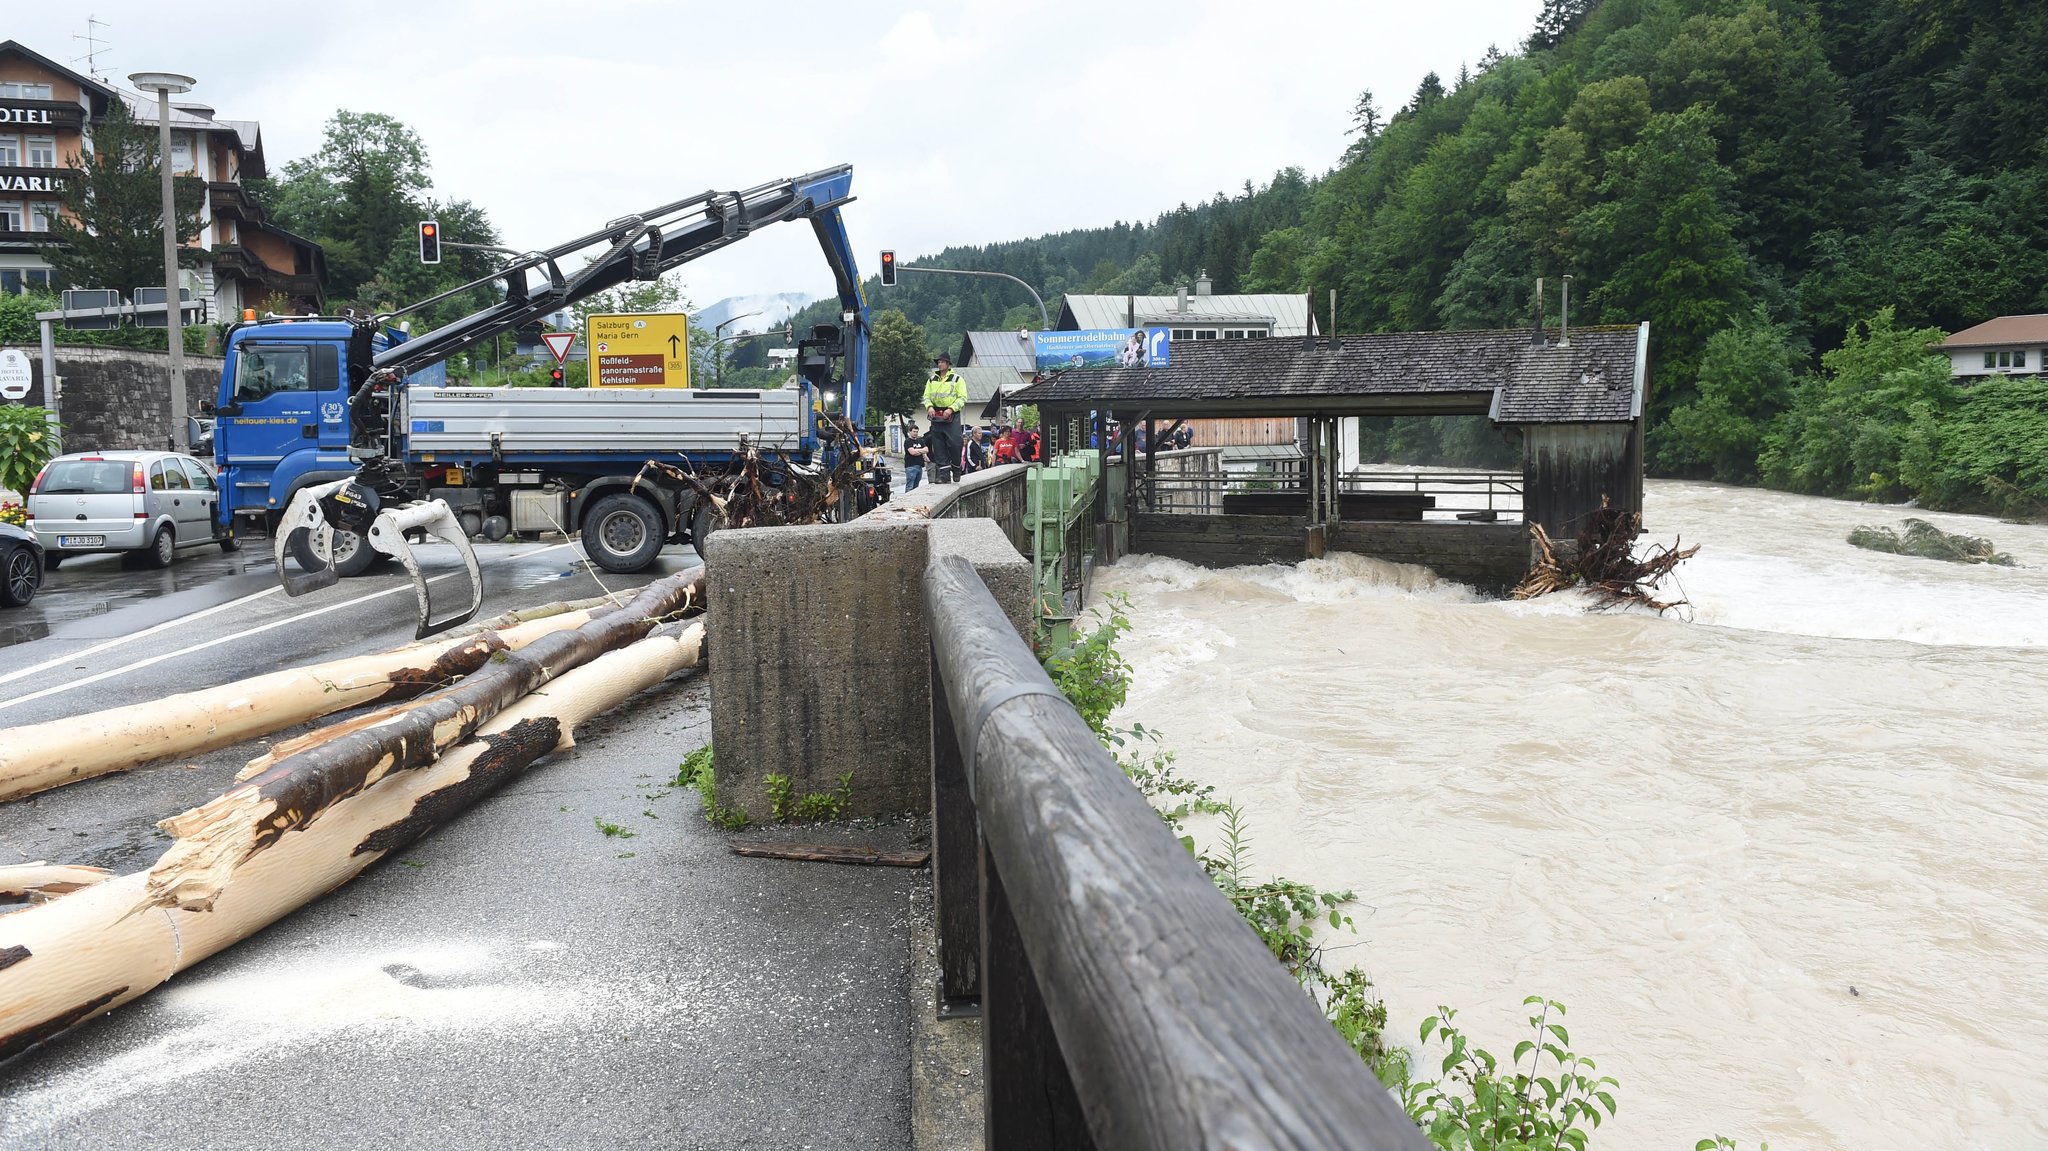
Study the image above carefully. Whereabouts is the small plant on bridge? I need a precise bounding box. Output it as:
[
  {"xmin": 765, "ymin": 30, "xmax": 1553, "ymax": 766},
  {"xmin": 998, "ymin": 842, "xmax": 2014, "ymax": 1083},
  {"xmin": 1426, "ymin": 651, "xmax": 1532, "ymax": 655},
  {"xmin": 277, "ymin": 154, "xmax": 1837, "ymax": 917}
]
[
  {"xmin": 675, "ymin": 743, "xmax": 750, "ymax": 830},
  {"xmin": 1041, "ymin": 592, "xmax": 1134, "ymax": 738},
  {"xmin": 765, "ymin": 771, "xmax": 856, "ymax": 823}
]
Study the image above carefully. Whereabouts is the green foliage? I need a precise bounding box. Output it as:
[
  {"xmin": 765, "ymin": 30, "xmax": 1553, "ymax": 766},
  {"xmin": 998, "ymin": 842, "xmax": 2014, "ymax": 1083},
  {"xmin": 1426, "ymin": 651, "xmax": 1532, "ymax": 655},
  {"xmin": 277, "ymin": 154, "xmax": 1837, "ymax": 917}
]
[
  {"xmin": 0, "ymin": 406, "xmax": 60, "ymax": 493},
  {"xmin": 1657, "ymin": 313, "xmax": 1804, "ymax": 482},
  {"xmin": 1039, "ymin": 593, "xmax": 1133, "ymax": 738},
  {"xmin": 675, "ymin": 743, "xmax": 749, "ymax": 829},
  {"xmin": 765, "ymin": 771, "xmax": 856, "ymax": 823},
  {"xmin": 594, "ymin": 816, "xmax": 636, "ymax": 839},
  {"xmin": 1399, "ymin": 998, "xmax": 1619, "ymax": 1151},
  {"xmin": 868, "ymin": 308, "xmax": 934, "ymax": 419},
  {"xmin": 36, "ymin": 98, "xmax": 206, "ymax": 300},
  {"xmin": 1757, "ymin": 308, "xmax": 1952, "ymax": 500}
]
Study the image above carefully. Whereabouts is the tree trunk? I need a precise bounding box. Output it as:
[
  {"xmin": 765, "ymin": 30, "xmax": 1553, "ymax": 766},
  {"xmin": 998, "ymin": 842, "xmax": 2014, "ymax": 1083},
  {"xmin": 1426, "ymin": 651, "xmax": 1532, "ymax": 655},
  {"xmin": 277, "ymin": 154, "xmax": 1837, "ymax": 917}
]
[
  {"xmin": 0, "ymin": 620, "xmax": 703, "ymax": 1063},
  {"xmin": 0, "ymin": 601, "xmax": 621, "ymax": 805},
  {"xmin": 0, "ymin": 864, "xmax": 112, "ymax": 903},
  {"xmin": 144, "ymin": 568, "xmax": 705, "ymax": 912}
]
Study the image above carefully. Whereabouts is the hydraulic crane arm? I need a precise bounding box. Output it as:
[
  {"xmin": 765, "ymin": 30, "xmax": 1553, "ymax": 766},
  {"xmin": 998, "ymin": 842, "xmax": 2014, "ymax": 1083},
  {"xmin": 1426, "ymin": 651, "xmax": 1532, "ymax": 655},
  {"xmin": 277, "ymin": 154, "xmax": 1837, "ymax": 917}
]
[{"xmin": 371, "ymin": 164, "xmax": 861, "ymax": 383}]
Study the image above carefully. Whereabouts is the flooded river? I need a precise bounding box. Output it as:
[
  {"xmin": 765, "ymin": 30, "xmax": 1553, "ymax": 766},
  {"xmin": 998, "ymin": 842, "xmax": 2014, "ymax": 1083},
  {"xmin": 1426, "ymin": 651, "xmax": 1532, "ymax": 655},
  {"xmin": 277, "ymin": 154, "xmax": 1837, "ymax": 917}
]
[{"xmin": 1095, "ymin": 479, "xmax": 2048, "ymax": 1150}]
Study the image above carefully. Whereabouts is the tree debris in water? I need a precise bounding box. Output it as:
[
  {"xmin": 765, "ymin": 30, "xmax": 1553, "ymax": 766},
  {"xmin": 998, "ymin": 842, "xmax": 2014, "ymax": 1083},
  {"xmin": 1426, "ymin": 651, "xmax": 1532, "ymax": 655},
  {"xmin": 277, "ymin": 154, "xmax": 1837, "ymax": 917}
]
[
  {"xmin": 1515, "ymin": 497, "xmax": 1699, "ymax": 612},
  {"xmin": 1847, "ymin": 519, "xmax": 2015, "ymax": 566}
]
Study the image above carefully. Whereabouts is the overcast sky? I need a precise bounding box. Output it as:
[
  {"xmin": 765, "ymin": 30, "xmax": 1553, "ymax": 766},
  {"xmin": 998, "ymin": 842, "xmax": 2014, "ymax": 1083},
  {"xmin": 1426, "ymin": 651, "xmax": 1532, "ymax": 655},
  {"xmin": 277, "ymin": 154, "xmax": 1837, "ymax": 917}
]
[{"xmin": 15, "ymin": 1, "xmax": 1543, "ymax": 312}]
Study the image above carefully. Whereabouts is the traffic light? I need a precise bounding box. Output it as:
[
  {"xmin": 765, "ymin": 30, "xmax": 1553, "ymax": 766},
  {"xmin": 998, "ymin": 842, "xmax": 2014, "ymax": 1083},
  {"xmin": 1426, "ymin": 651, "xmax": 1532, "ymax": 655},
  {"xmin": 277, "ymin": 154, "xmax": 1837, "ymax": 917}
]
[
  {"xmin": 879, "ymin": 249, "xmax": 896, "ymax": 286},
  {"xmin": 419, "ymin": 220, "xmax": 441, "ymax": 265},
  {"xmin": 549, "ymin": 367, "xmax": 565, "ymax": 387}
]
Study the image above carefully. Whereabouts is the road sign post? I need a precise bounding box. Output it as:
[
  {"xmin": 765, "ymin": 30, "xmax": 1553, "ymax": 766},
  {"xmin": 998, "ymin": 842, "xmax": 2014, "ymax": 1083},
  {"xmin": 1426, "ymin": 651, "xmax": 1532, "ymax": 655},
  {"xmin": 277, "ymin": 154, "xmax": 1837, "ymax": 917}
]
[
  {"xmin": 587, "ymin": 312, "xmax": 692, "ymax": 388},
  {"xmin": 541, "ymin": 331, "xmax": 576, "ymax": 362}
]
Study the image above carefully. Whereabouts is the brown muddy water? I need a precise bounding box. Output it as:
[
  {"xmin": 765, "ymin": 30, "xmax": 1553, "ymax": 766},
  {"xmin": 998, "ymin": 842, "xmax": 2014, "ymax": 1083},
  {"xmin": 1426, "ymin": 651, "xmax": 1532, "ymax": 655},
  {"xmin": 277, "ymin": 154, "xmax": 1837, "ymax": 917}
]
[{"xmin": 1094, "ymin": 479, "xmax": 2048, "ymax": 1151}]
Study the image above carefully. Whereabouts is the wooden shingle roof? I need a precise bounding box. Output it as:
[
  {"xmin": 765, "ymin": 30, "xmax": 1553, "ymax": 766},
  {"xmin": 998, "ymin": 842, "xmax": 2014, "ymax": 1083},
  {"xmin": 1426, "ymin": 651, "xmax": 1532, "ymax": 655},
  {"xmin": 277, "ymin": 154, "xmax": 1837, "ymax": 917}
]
[{"xmin": 1009, "ymin": 324, "xmax": 1646, "ymax": 424}]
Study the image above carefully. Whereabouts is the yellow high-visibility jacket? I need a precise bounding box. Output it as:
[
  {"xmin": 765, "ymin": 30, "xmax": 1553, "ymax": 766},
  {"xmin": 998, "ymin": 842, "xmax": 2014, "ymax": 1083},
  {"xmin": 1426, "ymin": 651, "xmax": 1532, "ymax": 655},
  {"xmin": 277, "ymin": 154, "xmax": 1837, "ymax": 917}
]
[{"xmin": 923, "ymin": 370, "xmax": 968, "ymax": 413}]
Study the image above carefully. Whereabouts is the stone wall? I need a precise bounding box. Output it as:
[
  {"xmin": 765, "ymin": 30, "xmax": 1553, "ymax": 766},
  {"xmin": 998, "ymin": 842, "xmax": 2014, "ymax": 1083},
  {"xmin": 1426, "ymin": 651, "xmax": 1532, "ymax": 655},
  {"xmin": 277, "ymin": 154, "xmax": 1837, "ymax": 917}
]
[{"xmin": 0, "ymin": 345, "xmax": 222, "ymax": 454}]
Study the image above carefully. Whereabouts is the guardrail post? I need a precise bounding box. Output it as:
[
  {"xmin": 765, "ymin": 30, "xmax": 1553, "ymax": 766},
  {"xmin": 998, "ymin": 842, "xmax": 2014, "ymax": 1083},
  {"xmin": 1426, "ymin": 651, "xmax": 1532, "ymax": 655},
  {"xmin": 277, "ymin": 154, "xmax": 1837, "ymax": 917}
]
[
  {"xmin": 981, "ymin": 835, "xmax": 1095, "ymax": 1150},
  {"xmin": 931, "ymin": 649, "xmax": 981, "ymax": 1017}
]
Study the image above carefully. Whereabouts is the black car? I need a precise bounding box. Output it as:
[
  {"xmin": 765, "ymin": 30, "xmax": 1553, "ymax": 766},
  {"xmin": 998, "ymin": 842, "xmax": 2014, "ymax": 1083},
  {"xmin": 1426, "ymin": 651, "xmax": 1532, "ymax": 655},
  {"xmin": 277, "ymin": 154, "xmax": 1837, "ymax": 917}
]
[{"xmin": 0, "ymin": 521, "xmax": 45, "ymax": 607}]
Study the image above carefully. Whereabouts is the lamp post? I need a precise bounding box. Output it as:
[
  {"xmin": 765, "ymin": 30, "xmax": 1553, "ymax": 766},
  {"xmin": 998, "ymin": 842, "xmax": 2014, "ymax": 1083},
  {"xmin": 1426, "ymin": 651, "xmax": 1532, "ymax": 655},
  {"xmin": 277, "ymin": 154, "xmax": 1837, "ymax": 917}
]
[
  {"xmin": 129, "ymin": 70, "xmax": 196, "ymax": 450},
  {"xmin": 712, "ymin": 310, "xmax": 761, "ymax": 387}
]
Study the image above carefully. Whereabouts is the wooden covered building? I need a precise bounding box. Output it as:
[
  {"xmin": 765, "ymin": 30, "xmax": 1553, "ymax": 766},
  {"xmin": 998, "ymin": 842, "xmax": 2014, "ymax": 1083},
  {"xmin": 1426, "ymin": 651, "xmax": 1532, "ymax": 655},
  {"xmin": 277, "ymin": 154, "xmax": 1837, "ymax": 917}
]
[{"xmin": 1007, "ymin": 323, "xmax": 1649, "ymax": 591}]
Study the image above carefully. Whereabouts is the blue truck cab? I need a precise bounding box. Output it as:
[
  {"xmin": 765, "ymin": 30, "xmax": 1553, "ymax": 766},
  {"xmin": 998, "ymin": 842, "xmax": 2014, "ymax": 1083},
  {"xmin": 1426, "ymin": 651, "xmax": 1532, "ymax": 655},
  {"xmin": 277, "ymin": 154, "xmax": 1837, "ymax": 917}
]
[{"xmin": 212, "ymin": 318, "xmax": 442, "ymax": 537}]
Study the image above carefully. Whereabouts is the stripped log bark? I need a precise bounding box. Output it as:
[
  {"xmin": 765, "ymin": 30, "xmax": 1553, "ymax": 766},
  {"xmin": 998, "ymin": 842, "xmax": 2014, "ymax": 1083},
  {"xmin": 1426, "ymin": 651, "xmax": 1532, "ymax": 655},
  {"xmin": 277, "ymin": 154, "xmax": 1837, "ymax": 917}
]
[
  {"xmin": 0, "ymin": 604, "xmax": 618, "ymax": 805},
  {"xmin": 144, "ymin": 568, "xmax": 705, "ymax": 912},
  {"xmin": 0, "ymin": 864, "xmax": 113, "ymax": 901},
  {"xmin": 0, "ymin": 620, "xmax": 703, "ymax": 1064}
]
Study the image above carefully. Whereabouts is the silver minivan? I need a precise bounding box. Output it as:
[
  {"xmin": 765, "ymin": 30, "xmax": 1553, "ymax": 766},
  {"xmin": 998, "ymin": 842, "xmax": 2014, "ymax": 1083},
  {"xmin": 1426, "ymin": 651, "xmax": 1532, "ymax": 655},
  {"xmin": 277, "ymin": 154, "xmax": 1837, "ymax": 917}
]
[{"xmin": 26, "ymin": 450, "xmax": 239, "ymax": 568}]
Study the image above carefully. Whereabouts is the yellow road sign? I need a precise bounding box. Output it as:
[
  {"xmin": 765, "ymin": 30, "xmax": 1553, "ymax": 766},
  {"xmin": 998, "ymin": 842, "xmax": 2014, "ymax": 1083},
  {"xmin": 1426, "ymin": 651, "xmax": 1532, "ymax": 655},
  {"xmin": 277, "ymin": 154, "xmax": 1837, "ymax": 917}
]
[{"xmin": 587, "ymin": 312, "xmax": 692, "ymax": 388}]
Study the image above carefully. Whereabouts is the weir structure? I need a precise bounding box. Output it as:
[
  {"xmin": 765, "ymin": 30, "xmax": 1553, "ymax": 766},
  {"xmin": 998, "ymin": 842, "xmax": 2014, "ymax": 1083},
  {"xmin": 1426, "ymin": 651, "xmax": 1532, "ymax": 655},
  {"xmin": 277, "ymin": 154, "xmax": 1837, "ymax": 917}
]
[{"xmin": 1006, "ymin": 323, "xmax": 1650, "ymax": 592}]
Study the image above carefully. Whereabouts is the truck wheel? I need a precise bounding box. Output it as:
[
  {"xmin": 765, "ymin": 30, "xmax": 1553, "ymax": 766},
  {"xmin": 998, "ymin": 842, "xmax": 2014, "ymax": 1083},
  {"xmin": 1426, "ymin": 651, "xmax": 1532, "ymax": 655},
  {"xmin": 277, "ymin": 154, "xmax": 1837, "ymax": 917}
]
[
  {"xmin": 583, "ymin": 492, "xmax": 664, "ymax": 573},
  {"xmin": 146, "ymin": 525, "xmax": 176, "ymax": 569},
  {"xmin": 690, "ymin": 498, "xmax": 726, "ymax": 557},
  {"xmin": 286, "ymin": 526, "xmax": 378, "ymax": 578}
]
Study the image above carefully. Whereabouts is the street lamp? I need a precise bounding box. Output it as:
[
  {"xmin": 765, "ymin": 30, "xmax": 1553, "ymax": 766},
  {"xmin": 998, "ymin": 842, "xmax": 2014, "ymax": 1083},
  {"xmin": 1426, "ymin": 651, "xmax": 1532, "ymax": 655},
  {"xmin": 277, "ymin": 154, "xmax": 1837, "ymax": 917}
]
[
  {"xmin": 129, "ymin": 70, "xmax": 196, "ymax": 450},
  {"xmin": 712, "ymin": 310, "xmax": 761, "ymax": 387}
]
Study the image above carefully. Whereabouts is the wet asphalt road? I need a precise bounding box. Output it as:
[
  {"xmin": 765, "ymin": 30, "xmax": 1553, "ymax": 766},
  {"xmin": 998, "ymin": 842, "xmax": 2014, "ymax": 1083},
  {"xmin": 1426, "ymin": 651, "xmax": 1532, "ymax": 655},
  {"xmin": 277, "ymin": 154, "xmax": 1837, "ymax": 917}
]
[{"xmin": 0, "ymin": 538, "xmax": 920, "ymax": 1150}]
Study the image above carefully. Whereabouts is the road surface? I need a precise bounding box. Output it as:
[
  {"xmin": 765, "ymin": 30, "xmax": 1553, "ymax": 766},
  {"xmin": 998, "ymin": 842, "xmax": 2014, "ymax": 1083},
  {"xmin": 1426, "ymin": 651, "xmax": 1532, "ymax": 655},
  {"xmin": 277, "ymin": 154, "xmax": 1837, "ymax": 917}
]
[{"xmin": 0, "ymin": 539, "xmax": 920, "ymax": 1151}]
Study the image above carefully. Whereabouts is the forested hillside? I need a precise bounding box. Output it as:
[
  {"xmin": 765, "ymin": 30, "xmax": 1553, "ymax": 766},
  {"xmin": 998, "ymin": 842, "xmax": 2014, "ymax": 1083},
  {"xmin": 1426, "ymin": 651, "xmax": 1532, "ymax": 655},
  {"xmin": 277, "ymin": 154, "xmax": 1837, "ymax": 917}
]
[{"xmin": 827, "ymin": 0, "xmax": 2048, "ymax": 516}]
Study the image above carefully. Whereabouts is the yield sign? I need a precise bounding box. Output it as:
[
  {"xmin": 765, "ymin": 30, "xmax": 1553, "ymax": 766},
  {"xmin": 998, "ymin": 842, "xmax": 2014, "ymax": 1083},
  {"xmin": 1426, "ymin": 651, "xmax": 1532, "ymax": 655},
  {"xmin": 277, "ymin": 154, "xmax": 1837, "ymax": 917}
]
[{"xmin": 541, "ymin": 332, "xmax": 576, "ymax": 362}]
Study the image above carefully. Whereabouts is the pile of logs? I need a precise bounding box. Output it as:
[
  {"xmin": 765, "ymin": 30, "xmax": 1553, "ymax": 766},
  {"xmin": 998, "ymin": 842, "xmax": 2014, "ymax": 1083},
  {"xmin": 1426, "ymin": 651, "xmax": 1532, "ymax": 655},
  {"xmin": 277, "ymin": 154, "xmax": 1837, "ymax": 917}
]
[
  {"xmin": 0, "ymin": 569, "xmax": 707, "ymax": 1064},
  {"xmin": 1515, "ymin": 497, "xmax": 1699, "ymax": 612}
]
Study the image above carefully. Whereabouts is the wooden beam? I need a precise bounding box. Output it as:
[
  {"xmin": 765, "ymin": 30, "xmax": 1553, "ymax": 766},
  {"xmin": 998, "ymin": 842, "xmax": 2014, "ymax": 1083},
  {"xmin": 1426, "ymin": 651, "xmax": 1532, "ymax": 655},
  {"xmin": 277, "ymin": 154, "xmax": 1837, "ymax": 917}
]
[{"xmin": 923, "ymin": 556, "xmax": 1428, "ymax": 1150}]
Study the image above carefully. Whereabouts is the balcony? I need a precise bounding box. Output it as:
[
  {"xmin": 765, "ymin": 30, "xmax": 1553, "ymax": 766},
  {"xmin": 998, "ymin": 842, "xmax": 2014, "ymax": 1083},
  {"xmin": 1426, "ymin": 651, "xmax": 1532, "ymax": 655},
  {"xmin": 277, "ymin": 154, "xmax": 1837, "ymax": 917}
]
[{"xmin": 207, "ymin": 181, "xmax": 262, "ymax": 221}]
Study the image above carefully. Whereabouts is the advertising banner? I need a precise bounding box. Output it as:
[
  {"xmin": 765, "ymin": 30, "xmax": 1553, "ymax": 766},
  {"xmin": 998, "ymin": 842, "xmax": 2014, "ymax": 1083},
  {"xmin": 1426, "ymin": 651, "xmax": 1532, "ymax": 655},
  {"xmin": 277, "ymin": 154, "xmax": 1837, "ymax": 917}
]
[{"xmin": 1031, "ymin": 327, "xmax": 1170, "ymax": 373}]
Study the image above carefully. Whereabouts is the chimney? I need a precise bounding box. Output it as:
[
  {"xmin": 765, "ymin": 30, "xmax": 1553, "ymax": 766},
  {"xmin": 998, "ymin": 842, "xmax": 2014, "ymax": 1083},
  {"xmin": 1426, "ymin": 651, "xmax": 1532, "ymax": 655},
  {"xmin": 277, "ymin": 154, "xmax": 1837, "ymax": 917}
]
[
  {"xmin": 1195, "ymin": 270, "xmax": 1212, "ymax": 297},
  {"xmin": 1531, "ymin": 277, "xmax": 1546, "ymax": 346},
  {"xmin": 1176, "ymin": 286, "xmax": 1187, "ymax": 314},
  {"xmin": 1559, "ymin": 274, "xmax": 1572, "ymax": 347}
]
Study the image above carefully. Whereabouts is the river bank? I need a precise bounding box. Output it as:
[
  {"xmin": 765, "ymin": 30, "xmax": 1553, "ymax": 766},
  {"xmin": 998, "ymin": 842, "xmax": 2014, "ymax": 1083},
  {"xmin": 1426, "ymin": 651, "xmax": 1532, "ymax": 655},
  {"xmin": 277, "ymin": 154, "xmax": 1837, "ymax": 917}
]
[{"xmin": 1096, "ymin": 479, "xmax": 2048, "ymax": 1150}]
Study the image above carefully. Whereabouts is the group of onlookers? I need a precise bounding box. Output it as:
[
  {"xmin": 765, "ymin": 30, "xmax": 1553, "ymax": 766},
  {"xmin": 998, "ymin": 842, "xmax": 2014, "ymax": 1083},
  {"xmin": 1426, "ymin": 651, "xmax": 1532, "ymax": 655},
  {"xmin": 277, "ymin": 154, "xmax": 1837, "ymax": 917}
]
[{"xmin": 902, "ymin": 421, "xmax": 1041, "ymax": 491}]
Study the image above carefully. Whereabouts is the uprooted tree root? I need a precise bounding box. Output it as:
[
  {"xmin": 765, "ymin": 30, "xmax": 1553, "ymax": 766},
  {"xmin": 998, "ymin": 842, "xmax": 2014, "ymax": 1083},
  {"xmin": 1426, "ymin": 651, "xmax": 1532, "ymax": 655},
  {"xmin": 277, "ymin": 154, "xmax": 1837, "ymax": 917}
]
[
  {"xmin": 638, "ymin": 415, "xmax": 868, "ymax": 532},
  {"xmin": 1514, "ymin": 498, "xmax": 1699, "ymax": 613}
]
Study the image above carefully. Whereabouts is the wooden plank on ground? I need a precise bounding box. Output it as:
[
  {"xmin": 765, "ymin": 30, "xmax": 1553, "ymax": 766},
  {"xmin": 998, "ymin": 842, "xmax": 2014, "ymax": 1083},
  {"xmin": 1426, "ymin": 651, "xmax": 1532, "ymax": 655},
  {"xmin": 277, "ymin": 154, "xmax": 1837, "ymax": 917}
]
[{"xmin": 729, "ymin": 842, "xmax": 932, "ymax": 868}]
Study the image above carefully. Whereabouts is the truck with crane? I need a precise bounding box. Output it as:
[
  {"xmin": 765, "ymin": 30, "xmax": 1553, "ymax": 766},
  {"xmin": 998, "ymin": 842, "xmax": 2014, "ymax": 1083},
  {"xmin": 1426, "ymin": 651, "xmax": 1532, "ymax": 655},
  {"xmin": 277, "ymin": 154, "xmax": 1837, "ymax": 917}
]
[{"xmin": 207, "ymin": 165, "xmax": 877, "ymax": 636}]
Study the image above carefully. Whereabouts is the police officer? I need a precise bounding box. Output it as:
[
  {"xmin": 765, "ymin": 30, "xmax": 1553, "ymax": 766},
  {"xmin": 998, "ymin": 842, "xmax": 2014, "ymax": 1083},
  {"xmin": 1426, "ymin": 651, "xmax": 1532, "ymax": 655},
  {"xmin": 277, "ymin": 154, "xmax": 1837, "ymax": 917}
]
[{"xmin": 922, "ymin": 353, "xmax": 968, "ymax": 483}]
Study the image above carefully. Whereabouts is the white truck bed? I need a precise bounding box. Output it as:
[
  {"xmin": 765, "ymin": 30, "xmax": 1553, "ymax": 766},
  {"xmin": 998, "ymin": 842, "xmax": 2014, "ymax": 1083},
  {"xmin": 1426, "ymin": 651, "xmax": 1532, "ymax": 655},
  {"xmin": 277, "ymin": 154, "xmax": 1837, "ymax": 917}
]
[{"xmin": 404, "ymin": 386, "xmax": 808, "ymax": 456}]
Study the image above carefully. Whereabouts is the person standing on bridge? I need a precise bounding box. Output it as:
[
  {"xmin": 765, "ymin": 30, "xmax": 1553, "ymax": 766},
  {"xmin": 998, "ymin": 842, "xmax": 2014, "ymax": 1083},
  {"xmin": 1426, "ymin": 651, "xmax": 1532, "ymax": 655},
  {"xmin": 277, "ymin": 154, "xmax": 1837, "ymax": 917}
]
[{"xmin": 923, "ymin": 354, "xmax": 968, "ymax": 483}]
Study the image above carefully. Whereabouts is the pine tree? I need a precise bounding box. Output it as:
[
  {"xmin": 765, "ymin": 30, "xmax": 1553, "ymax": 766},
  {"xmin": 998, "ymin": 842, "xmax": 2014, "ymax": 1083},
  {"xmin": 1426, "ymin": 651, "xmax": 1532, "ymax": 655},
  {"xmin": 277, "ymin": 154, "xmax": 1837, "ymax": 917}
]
[{"xmin": 35, "ymin": 98, "xmax": 205, "ymax": 299}]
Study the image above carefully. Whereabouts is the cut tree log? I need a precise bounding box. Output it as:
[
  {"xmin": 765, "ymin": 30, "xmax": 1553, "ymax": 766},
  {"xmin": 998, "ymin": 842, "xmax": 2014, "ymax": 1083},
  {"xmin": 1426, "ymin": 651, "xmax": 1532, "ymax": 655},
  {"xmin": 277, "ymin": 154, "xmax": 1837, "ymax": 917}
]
[
  {"xmin": 0, "ymin": 619, "xmax": 703, "ymax": 1063},
  {"xmin": 0, "ymin": 864, "xmax": 113, "ymax": 901},
  {"xmin": 144, "ymin": 568, "xmax": 705, "ymax": 913},
  {"xmin": 0, "ymin": 600, "xmax": 621, "ymax": 805}
]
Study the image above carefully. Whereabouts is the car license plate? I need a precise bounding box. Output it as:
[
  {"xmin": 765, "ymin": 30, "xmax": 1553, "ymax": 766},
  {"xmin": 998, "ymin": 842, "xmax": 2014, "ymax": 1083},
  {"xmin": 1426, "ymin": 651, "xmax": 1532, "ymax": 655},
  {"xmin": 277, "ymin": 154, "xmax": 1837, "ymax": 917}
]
[{"xmin": 57, "ymin": 535, "xmax": 105, "ymax": 548}]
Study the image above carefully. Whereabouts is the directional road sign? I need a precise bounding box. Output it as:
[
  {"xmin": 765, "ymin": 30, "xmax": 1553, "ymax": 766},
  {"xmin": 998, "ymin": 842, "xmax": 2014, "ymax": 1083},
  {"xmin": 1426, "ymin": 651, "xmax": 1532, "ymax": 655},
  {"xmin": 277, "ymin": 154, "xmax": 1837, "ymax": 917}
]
[
  {"xmin": 587, "ymin": 312, "xmax": 691, "ymax": 388},
  {"xmin": 541, "ymin": 331, "xmax": 576, "ymax": 363}
]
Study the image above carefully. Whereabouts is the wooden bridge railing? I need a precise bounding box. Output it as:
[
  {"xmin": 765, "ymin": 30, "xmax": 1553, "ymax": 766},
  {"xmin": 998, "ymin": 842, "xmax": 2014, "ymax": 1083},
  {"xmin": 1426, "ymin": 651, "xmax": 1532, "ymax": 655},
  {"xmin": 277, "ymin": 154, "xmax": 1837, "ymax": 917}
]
[{"xmin": 924, "ymin": 554, "xmax": 1428, "ymax": 1150}]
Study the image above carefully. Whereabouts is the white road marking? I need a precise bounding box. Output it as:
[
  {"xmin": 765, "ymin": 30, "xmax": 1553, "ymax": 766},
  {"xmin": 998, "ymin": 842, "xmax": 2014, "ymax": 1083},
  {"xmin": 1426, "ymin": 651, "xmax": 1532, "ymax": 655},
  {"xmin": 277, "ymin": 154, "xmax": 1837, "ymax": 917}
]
[
  {"xmin": 0, "ymin": 543, "xmax": 575, "ymax": 713},
  {"xmin": 0, "ymin": 585, "xmax": 285, "ymax": 688}
]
